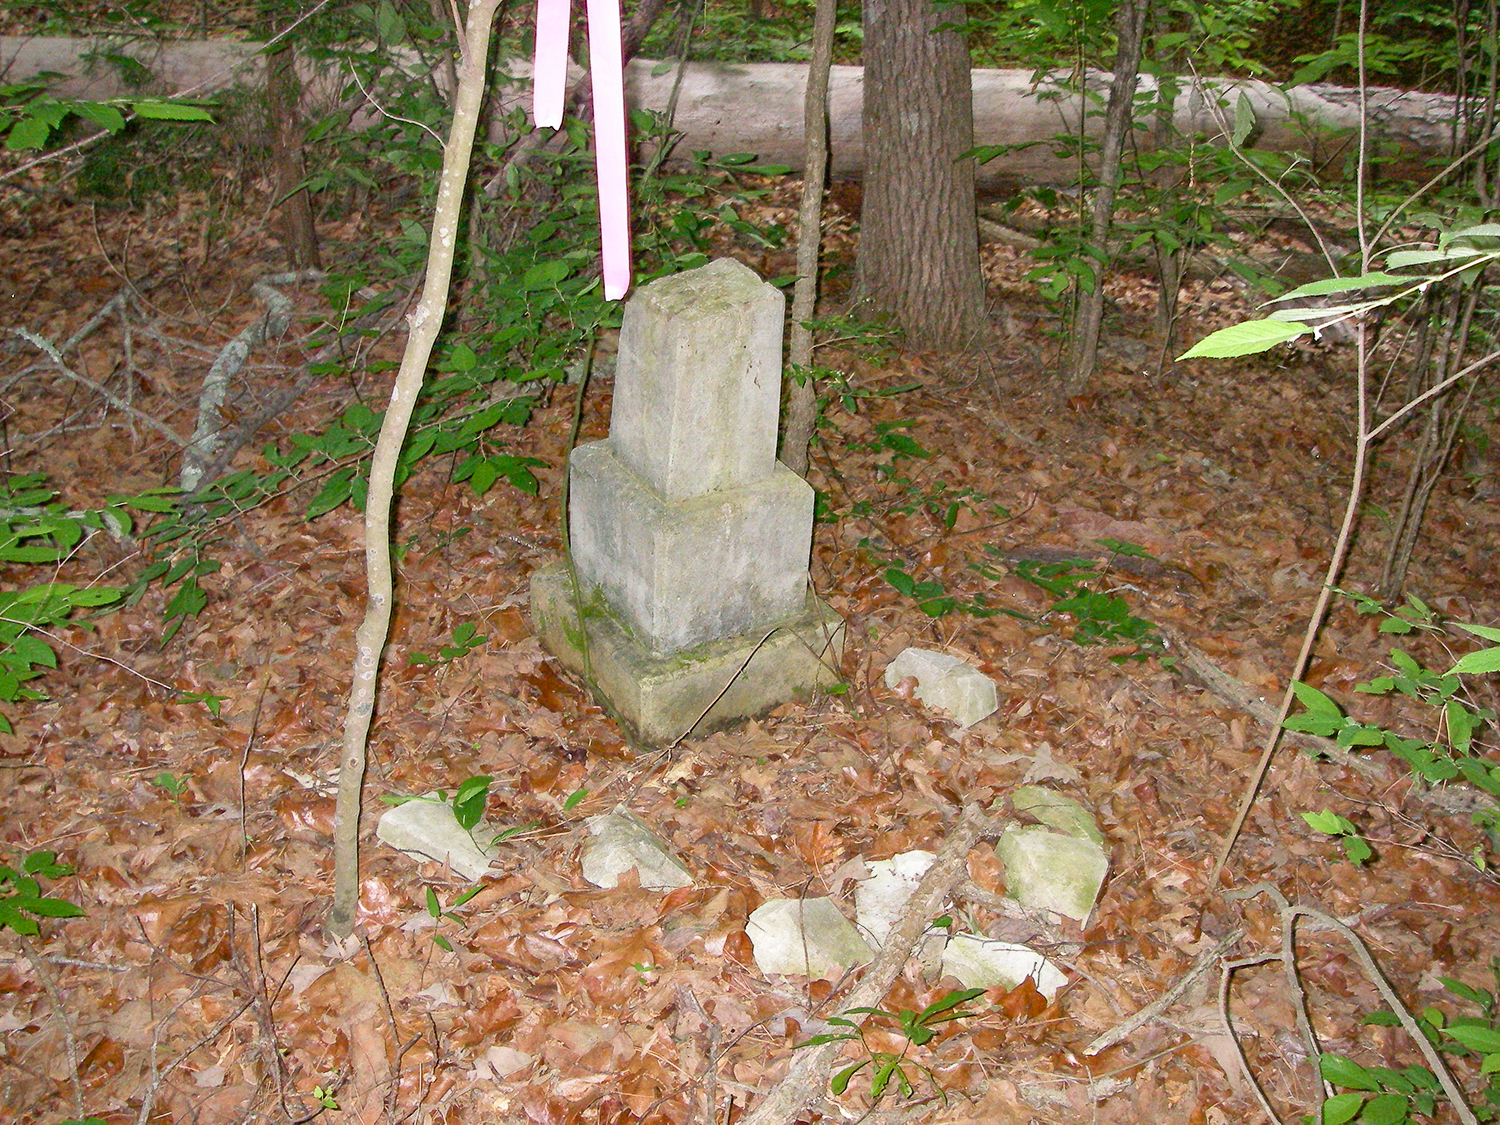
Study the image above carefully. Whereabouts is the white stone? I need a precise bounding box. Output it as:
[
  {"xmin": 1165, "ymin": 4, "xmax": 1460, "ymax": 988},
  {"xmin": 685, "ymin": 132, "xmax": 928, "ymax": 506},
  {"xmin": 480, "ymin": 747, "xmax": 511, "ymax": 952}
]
[
  {"xmin": 609, "ymin": 258, "xmax": 785, "ymax": 501},
  {"xmin": 580, "ymin": 808, "xmax": 693, "ymax": 890},
  {"xmin": 884, "ymin": 647, "xmax": 998, "ymax": 728},
  {"xmin": 746, "ymin": 898, "xmax": 873, "ymax": 978},
  {"xmin": 996, "ymin": 824, "xmax": 1108, "ymax": 923},
  {"xmin": 376, "ymin": 794, "xmax": 500, "ymax": 883},
  {"xmin": 941, "ymin": 935, "xmax": 1069, "ymax": 999},
  {"xmin": 855, "ymin": 850, "xmax": 935, "ymax": 948}
]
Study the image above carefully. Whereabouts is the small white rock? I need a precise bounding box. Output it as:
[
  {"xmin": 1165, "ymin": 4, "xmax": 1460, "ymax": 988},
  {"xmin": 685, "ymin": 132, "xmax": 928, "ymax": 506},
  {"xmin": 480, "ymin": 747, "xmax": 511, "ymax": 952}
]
[
  {"xmin": 581, "ymin": 807, "xmax": 693, "ymax": 890},
  {"xmin": 855, "ymin": 850, "xmax": 936, "ymax": 948},
  {"xmin": 746, "ymin": 898, "xmax": 873, "ymax": 978},
  {"xmin": 376, "ymin": 794, "xmax": 500, "ymax": 883},
  {"xmin": 941, "ymin": 934, "xmax": 1069, "ymax": 999},
  {"xmin": 884, "ymin": 647, "xmax": 998, "ymax": 728}
]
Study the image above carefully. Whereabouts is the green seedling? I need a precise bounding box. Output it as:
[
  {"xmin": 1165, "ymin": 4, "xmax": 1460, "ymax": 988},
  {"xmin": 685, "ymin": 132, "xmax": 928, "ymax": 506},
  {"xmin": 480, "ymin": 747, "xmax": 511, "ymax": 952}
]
[
  {"xmin": 1007, "ymin": 550, "xmax": 1164, "ymax": 660},
  {"xmin": 152, "ymin": 771, "xmax": 189, "ymax": 800},
  {"xmin": 798, "ymin": 988, "xmax": 986, "ymax": 1104},
  {"xmin": 310, "ymin": 1084, "xmax": 339, "ymax": 1110},
  {"xmin": 425, "ymin": 883, "xmax": 483, "ymax": 952},
  {"xmin": 409, "ymin": 621, "xmax": 488, "ymax": 666},
  {"xmin": 1302, "ymin": 809, "xmax": 1374, "ymax": 865},
  {"xmin": 178, "ymin": 689, "xmax": 226, "ymax": 717},
  {"xmin": 0, "ymin": 851, "xmax": 84, "ymax": 936}
]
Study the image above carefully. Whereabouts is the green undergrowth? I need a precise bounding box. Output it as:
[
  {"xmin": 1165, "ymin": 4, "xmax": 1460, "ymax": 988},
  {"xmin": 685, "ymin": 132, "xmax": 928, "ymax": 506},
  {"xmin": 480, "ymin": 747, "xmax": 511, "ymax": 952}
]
[{"xmin": 0, "ymin": 11, "xmax": 794, "ymax": 733}]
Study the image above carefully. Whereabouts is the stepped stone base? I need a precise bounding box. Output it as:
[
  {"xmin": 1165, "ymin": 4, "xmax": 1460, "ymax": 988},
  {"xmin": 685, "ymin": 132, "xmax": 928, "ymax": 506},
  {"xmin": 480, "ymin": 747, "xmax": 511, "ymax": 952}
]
[
  {"xmin": 568, "ymin": 440, "xmax": 813, "ymax": 655},
  {"xmin": 529, "ymin": 562, "xmax": 844, "ymax": 746}
]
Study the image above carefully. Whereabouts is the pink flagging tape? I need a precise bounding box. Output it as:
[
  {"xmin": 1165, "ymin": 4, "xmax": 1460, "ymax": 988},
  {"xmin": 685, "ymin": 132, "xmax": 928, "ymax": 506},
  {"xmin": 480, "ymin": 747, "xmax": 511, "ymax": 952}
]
[
  {"xmin": 532, "ymin": 0, "xmax": 569, "ymax": 129},
  {"xmin": 532, "ymin": 0, "xmax": 633, "ymax": 299},
  {"xmin": 587, "ymin": 0, "xmax": 632, "ymax": 299}
]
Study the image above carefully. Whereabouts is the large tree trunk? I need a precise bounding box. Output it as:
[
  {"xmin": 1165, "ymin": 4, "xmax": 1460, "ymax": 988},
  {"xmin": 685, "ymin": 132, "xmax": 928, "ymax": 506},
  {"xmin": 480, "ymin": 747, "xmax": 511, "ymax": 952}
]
[{"xmin": 857, "ymin": 0, "xmax": 986, "ymax": 348}]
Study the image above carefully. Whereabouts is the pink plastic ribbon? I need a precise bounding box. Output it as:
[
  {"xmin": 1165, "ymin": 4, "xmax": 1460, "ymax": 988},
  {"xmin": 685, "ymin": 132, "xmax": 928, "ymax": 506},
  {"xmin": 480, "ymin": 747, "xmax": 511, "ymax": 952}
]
[{"xmin": 532, "ymin": 0, "xmax": 633, "ymax": 300}]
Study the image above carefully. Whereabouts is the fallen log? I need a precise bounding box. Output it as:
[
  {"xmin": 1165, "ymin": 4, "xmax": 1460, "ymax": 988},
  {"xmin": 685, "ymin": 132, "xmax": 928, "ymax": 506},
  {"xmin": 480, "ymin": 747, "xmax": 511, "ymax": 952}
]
[{"xmin": 0, "ymin": 35, "xmax": 1469, "ymax": 186}]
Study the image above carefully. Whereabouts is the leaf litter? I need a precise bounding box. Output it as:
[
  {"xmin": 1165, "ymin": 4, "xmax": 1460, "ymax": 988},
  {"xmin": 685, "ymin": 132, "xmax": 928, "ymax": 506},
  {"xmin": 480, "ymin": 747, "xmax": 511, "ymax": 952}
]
[{"xmin": 0, "ymin": 159, "xmax": 1497, "ymax": 1125}]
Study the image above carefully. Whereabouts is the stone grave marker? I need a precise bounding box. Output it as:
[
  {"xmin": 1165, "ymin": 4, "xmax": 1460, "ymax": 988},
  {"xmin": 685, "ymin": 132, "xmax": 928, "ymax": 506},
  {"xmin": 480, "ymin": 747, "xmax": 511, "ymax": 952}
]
[{"xmin": 530, "ymin": 257, "xmax": 843, "ymax": 744}]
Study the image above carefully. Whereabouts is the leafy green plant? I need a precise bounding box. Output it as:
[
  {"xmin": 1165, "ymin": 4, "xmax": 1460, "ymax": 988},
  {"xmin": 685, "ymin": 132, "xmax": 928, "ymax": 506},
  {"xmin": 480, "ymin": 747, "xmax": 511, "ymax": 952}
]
[
  {"xmin": 408, "ymin": 621, "xmax": 487, "ymax": 667},
  {"xmin": 1282, "ymin": 599, "xmax": 1500, "ymax": 860},
  {"xmin": 1312, "ymin": 966, "xmax": 1500, "ymax": 1125},
  {"xmin": 152, "ymin": 772, "xmax": 190, "ymax": 800},
  {"xmin": 309, "ymin": 1083, "xmax": 339, "ymax": 1110},
  {"xmin": 1, "ymin": 83, "xmax": 213, "ymax": 152},
  {"xmin": 1302, "ymin": 809, "xmax": 1374, "ymax": 865},
  {"xmin": 1007, "ymin": 551, "xmax": 1164, "ymax": 659},
  {"xmin": 798, "ymin": 988, "xmax": 986, "ymax": 1103},
  {"xmin": 0, "ymin": 475, "xmax": 143, "ymax": 731},
  {"xmin": 0, "ymin": 851, "xmax": 84, "ymax": 936},
  {"xmin": 425, "ymin": 883, "xmax": 483, "ymax": 953}
]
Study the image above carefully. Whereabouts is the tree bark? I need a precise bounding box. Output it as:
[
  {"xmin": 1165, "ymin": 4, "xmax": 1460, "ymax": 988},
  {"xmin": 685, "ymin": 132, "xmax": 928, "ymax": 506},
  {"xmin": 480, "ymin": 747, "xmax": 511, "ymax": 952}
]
[
  {"xmin": 856, "ymin": 0, "xmax": 987, "ymax": 349},
  {"xmin": 329, "ymin": 0, "xmax": 501, "ymax": 939},
  {"xmin": 779, "ymin": 0, "xmax": 836, "ymax": 477},
  {"xmin": 265, "ymin": 43, "xmax": 321, "ymax": 270},
  {"xmin": 1063, "ymin": 0, "xmax": 1148, "ymax": 395}
]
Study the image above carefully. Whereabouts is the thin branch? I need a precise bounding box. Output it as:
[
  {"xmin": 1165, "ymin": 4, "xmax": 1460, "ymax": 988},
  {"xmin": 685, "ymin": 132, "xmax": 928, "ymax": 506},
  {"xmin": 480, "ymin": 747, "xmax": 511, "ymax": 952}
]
[{"xmin": 6, "ymin": 328, "xmax": 188, "ymax": 447}]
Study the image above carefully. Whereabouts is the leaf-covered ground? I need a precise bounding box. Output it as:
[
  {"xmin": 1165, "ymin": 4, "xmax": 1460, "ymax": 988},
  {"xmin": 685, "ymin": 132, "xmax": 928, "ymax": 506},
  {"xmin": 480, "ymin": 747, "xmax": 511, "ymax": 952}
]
[{"xmin": 1, "ymin": 158, "xmax": 1498, "ymax": 1125}]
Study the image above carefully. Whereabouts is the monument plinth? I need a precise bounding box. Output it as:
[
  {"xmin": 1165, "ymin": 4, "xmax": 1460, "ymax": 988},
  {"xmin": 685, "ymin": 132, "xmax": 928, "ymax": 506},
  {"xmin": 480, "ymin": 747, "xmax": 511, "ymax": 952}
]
[{"xmin": 529, "ymin": 258, "xmax": 844, "ymax": 744}]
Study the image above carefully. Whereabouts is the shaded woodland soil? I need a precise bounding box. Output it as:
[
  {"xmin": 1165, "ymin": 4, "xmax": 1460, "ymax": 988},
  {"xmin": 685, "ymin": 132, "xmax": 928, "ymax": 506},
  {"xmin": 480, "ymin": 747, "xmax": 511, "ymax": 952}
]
[{"xmin": 1, "ymin": 160, "xmax": 1498, "ymax": 1125}]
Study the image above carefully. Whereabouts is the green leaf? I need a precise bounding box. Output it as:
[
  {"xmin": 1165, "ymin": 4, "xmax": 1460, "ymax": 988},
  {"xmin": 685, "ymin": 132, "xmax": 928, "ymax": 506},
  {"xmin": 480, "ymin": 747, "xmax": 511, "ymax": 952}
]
[
  {"xmin": 25, "ymin": 895, "xmax": 84, "ymax": 918},
  {"xmin": 1449, "ymin": 646, "xmax": 1500, "ymax": 676},
  {"xmin": 870, "ymin": 1056, "xmax": 900, "ymax": 1098},
  {"xmin": 1453, "ymin": 622, "xmax": 1500, "ymax": 643},
  {"xmin": 1320, "ymin": 1092, "xmax": 1366, "ymax": 1125},
  {"xmin": 830, "ymin": 1058, "xmax": 869, "ymax": 1095},
  {"xmin": 130, "ymin": 100, "xmax": 214, "ymax": 122},
  {"xmin": 1272, "ymin": 273, "xmax": 1404, "ymax": 300},
  {"xmin": 425, "ymin": 886, "xmax": 441, "ymax": 918},
  {"xmin": 6, "ymin": 114, "xmax": 55, "ymax": 150},
  {"xmin": 1178, "ymin": 318, "xmax": 1310, "ymax": 359},
  {"xmin": 1231, "ymin": 91, "xmax": 1256, "ymax": 147},
  {"xmin": 1445, "ymin": 1024, "xmax": 1500, "ymax": 1054},
  {"xmin": 562, "ymin": 788, "xmax": 587, "ymax": 811},
  {"xmin": 1304, "ymin": 809, "xmax": 1354, "ymax": 835},
  {"xmin": 73, "ymin": 101, "xmax": 127, "ymax": 132},
  {"xmin": 1322, "ymin": 1054, "xmax": 1380, "ymax": 1091},
  {"xmin": 1359, "ymin": 1092, "xmax": 1410, "ymax": 1125},
  {"xmin": 1291, "ymin": 681, "xmax": 1344, "ymax": 719}
]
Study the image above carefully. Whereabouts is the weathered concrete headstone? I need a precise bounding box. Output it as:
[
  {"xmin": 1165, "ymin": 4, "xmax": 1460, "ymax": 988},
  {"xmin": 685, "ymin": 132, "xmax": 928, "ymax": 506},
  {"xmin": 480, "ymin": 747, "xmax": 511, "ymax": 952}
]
[{"xmin": 530, "ymin": 258, "xmax": 843, "ymax": 744}]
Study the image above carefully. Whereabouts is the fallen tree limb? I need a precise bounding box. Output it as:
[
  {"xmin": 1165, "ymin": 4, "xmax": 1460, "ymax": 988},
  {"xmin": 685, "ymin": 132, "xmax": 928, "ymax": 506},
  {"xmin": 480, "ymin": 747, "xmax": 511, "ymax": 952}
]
[
  {"xmin": 180, "ymin": 269, "xmax": 323, "ymax": 492},
  {"xmin": 741, "ymin": 804, "xmax": 994, "ymax": 1125},
  {"xmin": 0, "ymin": 37, "xmax": 1471, "ymax": 188}
]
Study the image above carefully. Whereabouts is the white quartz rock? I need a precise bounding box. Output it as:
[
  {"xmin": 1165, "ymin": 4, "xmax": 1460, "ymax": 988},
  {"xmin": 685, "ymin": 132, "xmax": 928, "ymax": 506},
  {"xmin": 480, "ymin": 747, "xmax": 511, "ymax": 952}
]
[
  {"xmin": 855, "ymin": 850, "xmax": 936, "ymax": 948},
  {"xmin": 581, "ymin": 807, "xmax": 694, "ymax": 890},
  {"xmin": 376, "ymin": 794, "xmax": 501, "ymax": 883},
  {"xmin": 746, "ymin": 898, "xmax": 873, "ymax": 978},
  {"xmin": 884, "ymin": 647, "xmax": 998, "ymax": 728},
  {"xmin": 941, "ymin": 935, "xmax": 1069, "ymax": 999}
]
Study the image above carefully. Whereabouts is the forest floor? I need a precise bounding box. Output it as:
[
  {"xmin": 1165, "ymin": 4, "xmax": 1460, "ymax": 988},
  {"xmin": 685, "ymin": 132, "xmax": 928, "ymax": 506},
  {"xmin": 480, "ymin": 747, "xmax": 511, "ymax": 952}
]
[{"xmin": 1, "ymin": 154, "xmax": 1499, "ymax": 1125}]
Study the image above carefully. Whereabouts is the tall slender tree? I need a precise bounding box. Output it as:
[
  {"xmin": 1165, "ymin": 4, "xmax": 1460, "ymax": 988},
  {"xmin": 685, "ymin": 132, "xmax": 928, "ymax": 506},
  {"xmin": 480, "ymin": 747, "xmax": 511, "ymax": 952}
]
[{"xmin": 857, "ymin": 0, "xmax": 987, "ymax": 349}]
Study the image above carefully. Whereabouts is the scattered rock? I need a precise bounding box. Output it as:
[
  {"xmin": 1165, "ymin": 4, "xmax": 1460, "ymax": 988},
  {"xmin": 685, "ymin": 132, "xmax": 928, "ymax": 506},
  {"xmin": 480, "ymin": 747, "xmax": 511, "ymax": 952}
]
[
  {"xmin": 855, "ymin": 849, "xmax": 935, "ymax": 948},
  {"xmin": 1011, "ymin": 785, "xmax": 1106, "ymax": 845},
  {"xmin": 941, "ymin": 934, "xmax": 1069, "ymax": 999},
  {"xmin": 376, "ymin": 794, "xmax": 501, "ymax": 883},
  {"xmin": 746, "ymin": 898, "xmax": 873, "ymax": 977},
  {"xmin": 884, "ymin": 647, "xmax": 998, "ymax": 728},
  {"xmin": 996, "ymin": 823, "xmax": 1108, "ymax": 923},
  {"xmin": 581, "ymin": 807, "xmax": 694, "ymax": 890}
]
